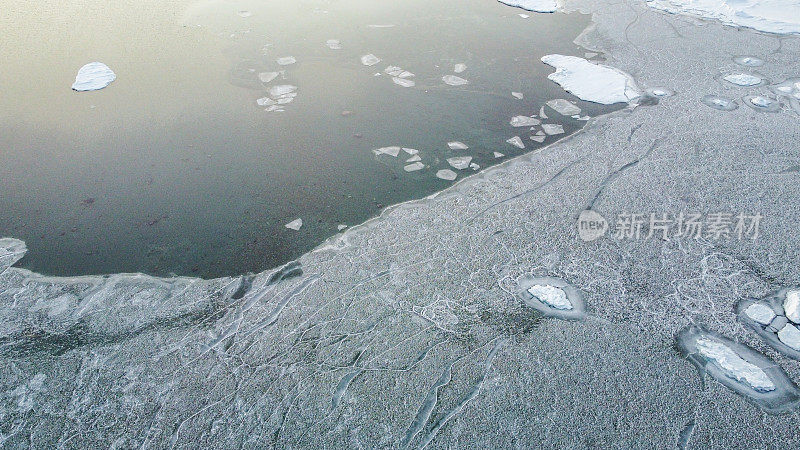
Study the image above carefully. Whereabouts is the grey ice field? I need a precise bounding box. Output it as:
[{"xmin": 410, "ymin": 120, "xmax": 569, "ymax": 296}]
[{"xmin": 3, "ymin": 0, "xmax": 800, "ymax": 448}]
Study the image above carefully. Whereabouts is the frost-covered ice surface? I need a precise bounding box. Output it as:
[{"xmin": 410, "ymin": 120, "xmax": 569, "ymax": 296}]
[
  {"xmin": 541, "ymin": 55, "xmax": 640, "ymax": 104},
  {"xmin": 497, "ymin": 0, "xmax": 559, "ymax": 13},
  {"xmin": 71, "ymin": 62, "xmax": 116, "ymax": 91},
  {"xmin": 645, "ymin": 0, "xmax": 800, "ymax": 34}
]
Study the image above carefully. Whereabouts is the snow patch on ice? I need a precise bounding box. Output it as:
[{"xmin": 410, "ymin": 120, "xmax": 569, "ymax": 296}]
[
  {"xmin": 723, "ymin": 73, "xmax": 763, "ymax": 86},
  {"xmin": 527, "ymin": 285, "xmax": 572, "ymax": 310},
  {"xmin": 541, "ymin": 54, "xmax": 640, "ymax": 104},
  {"xmin": 71, "ymin": 62, "xmax": 116, "ymax": 91},
  {"xmin": 498, "ymin": 0, "xmax": 558, "ymax": 13},
  {"xmin": 645, "ymin": 0, "xmax": 800, "ymax": 35},
  {"xmin": 695, "ymin": 337, "xmax": 776, "ymax": 392}
]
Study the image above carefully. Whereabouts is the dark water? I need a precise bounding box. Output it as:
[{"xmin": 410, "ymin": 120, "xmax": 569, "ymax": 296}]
[{"xmin": 0, "ymin": 0, "xmax": 616, "ymax": 278}]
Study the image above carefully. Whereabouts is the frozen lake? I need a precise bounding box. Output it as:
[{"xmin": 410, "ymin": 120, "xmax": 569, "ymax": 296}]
[{"xmin": 0, "ymin": 0, "xmax": 617, "ymax": 277}]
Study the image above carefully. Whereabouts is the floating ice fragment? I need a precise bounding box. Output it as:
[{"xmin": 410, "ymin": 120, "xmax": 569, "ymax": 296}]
[
  {"xmin": 746, "ymin": 303, "xmax": 777, "ymax": 325},
  {"xmin": 744, "ymin": 95, "xmax": 781, "ymax": 112},
  {"xmin": 258, "ymin": 72, "xmax": 279, "ymax": 83},
  {"xmin": 392, "ymin": 77, "xmax": 415, "ymax": 88},
  {"xmin": 517, "ymin": 275, "xmax": 586, "ymax": 320},
  {"xmin": 646, "ymin": 87, "xmax": 674, "ymax": 97},
  {"xmin": 71, "ymin": 62, "xmax": 116, "ymax": 91},
  {"xmin": 447, "ymin": 156, "xmax": 472, "ymax": 170},
  {"xmin": 778, "ymin": 324, "xmax": 800, "ymax": 350},
  {"xmin": 539, "ymin": 106, "xmax": 548, "ymax": 119},
  {"xmin": 276, "ymin": 56, "xmax": 296, "ymax": 66},
  {"xmin": 493, "ymin": 152, "xmax": 504, "ymax": 158},
  {"xmin": 447, "ymin": 141, "xmax": 468, "ymax": 150},
  {"xmin": 701, "ymin": 94, "xmax": 738, "ymax": 111},
  {"xmin": 530, "ymin": 135, "xmax": 546, "ymax": 143},
  {"xmin": 276, "ymin": 97, "xmax": 294, "ymax": 105},
  {"xmin": 237, "ymin": 10, "xmax": 252, "ymax": 18},
  {"xmin": 269, "ymin": 84, "xmax": 297, "ymax": 97},
  {"xmin": 735, "ymin": 56, "xmax": 765, "ymax": 67},
  {"xmin": 512, "ymin": 92, "xmax": 524, "ymax": 99},
  {"xmin": 498, "ymin": 0, "xmax": 558, "ymax": 13},
  {"xmin": 784, "ymin": 290, "xmax": 800, "ymax": 323},
  {"xmin": 406, "ymin": 155, "xmax": 421, "ymax": 162},
  {"xmin": 373, "ymin": 146, "xmax": 401, "ymax": 157},
  {"xmin": 256, "ymin": 97, "xmax": 275, "ymax": 106},
  {"xmin": 326, "ymin": 39, "xmax": 342, "ymax": 50},
  {"xmin": 723, "ymin": 73, "xmax": 763, "ymax": 86},
  {"xmin": 518, "ymin": 13, "xmax": 530, "ymax": 18},
  {"xmin": 402, "ymin": 148, "xmax": 418, "ymax": 156},
  {"xmin": 436, "ymin": 169, "xmax": 457, "ymax": 180},
  {"xmin": 337, "ymin": 224, "xmax": 348, "ymax": 231},
  {"xmin": 645, "ymin": 0, "xmax": 800, "ymax": 35},
  {"xmin": 454, "ymin": 63, "xmax": 467, "ymax": 73},
  {"xmin": 506, "ymin": 136, "xmax": 525, "ymax": 149},
  {"xmin": 541, "ymin": 54, "xmax": 640, "ymax": 104},
  {"xmin": 285, "ymin": 219, "xmax": 303, "ymax": 230},
  {"xmin": 546, "ymin": 99, "xmax": 581, "ymax": 116},
  {"xmin": 361, "ymin": 54, "xmax": 381, "ymax": 66},
  {"xmin": 442, "ymin": 75, "xmax": 468, "ymax": 86},
  {"xmin": 469, "ymin": 163, "xmax": 480, "ymax": 170},
  {"xmin": 385, "ymin": 66, "xmax": 402, "ymax": 76},
  {"xmin": 527, "ymin": 285, "xmax": 572, "ymax": 310},
  {"xmin": 542, "ymin": 123, "xmax": 565, "ymax": 135},
  {"xmin": 404, "ymin": 162, "xmax": 425, "ymax": 172},
  {"xmin": 510, "ymin": 115, "xmax": 540, "ymax": 127}
]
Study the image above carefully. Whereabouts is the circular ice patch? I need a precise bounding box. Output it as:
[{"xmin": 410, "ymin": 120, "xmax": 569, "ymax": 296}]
[
  {"xmin": 734, "ymin": 56, "xmax": 764, "ymax": 67},
  {"xmin": 701, "ymin": 95, "xmax": 738, "ymax": 111},
  {"xmin": 744, "ymin": 95, "xmax": 781, "ymax": 112}
]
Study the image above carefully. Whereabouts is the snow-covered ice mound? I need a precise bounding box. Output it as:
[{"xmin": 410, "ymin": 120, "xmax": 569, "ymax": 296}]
[
  {"xmin": 0, "ymin": 238, "xmax": 26, "ymax": 274},
  {"xmin": 738, "ymin": 289, "xmax": 800, "ymax": 360},
  {"xmin": 677, "ymin": 326, "xmax": 800, "ymax": 413},
  {"xmin": 541, "ymin": 55, "xmax": 640, "ymax": 104},
  {"xmin": 71, "ymin": 62, "xmax": 116, "ymax": 91},
  {"xmin": 516, "ymin": 275, "xmax": 587, "ymax": 320},
  {"xmin": 645, "ymin": 0, "xmax": 800, "ymax": 35},
  {"xmin": 497, "ymin": 0, "xmax": 559, "ymax": 12}
]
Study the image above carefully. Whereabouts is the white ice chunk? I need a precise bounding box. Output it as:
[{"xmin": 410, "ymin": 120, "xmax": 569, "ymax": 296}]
[
  {"xmin": 696, "ymin": 337, "xmax": 776, "ymax": 392},
  {"xmin": 337, "ymin": 224, "xmax": 348, "ymax": 231},
  {"xmin": 447, "ymin": 156, "xmax": 473, "ymax": 170},
  {"xmin": 530, "ymin": 135, "xmax": 546, "ymax": 143},
  {"xmin": 276, "ymin": 97, "xmax": 294, "ymax": 105},
  {"xmin": 528, "ymin": 285, "xmax": 573, "ymax": 310},
  {"xmin": 778, "ymin": 324, "xmax": 800, "ymax": 350},
  {"xmin": 406, "ymin": 155, "xmax": 421, "ymax": 162},
  {"xmin": 237, "ymin": 10, "xmax": 252, "ymax": 18},
  {"xmin": 541, "ymin": 54, "xmax": 640, "ymax": 104},
  {"xmin": 539, "ymin": 106, "xmax": 548, "ymax": 119},
  {"xmin": 276, "ymin": 56, "xmax": 296, "ymax": 66},
  {"xmin": 745, "ymin": 303, "xmax": 777, "ymax": 325},
  {"xmin": 326, "ymin": 39, "xmax": 342, "ymax": 50},
  {"xmin": 404, "ymin": 162, "xmax": 425, "ymax": 172},
  {"xmin": 512, "ymin": 92, "xmax": 524, "ymax": 99},
  {"xmin": 546, "ymin": 99, "xmax": 582, "ymax": 115},
  {"xmin": 645, "ymin": 0, "xmax": 800, "ymax": 35},
  {"xmin": 269, "ymin": 85, "xmax": 297, "ymax": 97},
  {"xmin": 454, "ymin": 63, "xmax": 467, "ymax": 73},
  {"xmin": 256, "ymin": 97, "xmax": 275, "ymax": 106},
  {"xmin": 402, "ymin": 148, "xmax": 418, "ymax": 155},
  {"xmin": 498, "ymin": 0, "xmax": 558, "ymax": 13},
  {"xmin": 723, "ymin": 73, "xmax": 763, "ymax": 86},
  {"xmin": 285, "ymin": 218, "xmax": 303, "ymax": 230},
  {"xmin": 361, "ymin": 54, "xmax": 381, "ymax": 66},
  {"xmin": 448, "ymin": 141, "xmax": 469, "ymax": 150},
  {"xmin": 71, "ymin": 62, "xmax": 116, "ymax": 91},
  {"xmin": 442, "ymin": 75, "xmax": 469, "ymax": 86},
  {"xmin": 518, "ymin": 13, "xmax": 530, "ymax": 18},
  {"xmin": 469, "ymin": 163, "xmax": 480, "ymax": 170},
  {"xmin": 392, "ymin": 77, "xmax": 415, "ymax": 87},
  {"xmin": 506, "ymin": 136, "xmax": 525, "ymax": 149},
  {"xmin": 436, "ymin": 169, "xmax": 458, "ymax": 180},
  {"xmin": 510, "ymin": 115, "xmax": 541, "ymax": 127},
  {"xmin": 373, "ymin": 146, "xmax": 402, "ymax": 157},
  {"xmin": 542, "ymin": 123, "xmax": 565, "ymax": 135},
  {"xmin": 258, "ymin": 72, "xmax": 279, "ymax": 83},
  {"xmin": 493, "ymin": 152, "xmax": 505, "ymax": 158},
  {"xmin": 784, "ymin": 290, "xmax": 800, "ymax": 323},
  {"xmin": 385, "ymin": 66, "xmax": 403, "ymax": 76}
]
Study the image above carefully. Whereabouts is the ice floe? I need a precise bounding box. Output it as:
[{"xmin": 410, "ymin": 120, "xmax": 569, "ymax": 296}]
[
  {"xmin": 404, "ymin": 162, "xmax": 425, "ymax": 172},
  {"xmin": 745, "ymin": 303, "xmax": 777, "ymax": 325},
  {"xmin": 512, "ymin": 92, "xmax": 524, "ymax": 99},
  {"xmin": 677, "ymin": 326, "xmax": 800, "ymax": 412},
  {"xmin": 785, "ymin": 290, "xmax": 800, "ymax": 322},
  {"xmin": 0, "ymin": 238, "xmax": 27, "ymax": 274},
  {"xmin": 361, "ymin": 54, "xmax": 381, "ymax": 66},
  {"xmin": 778, "ymin": 324, "xmax": 800, "ymax": 350},
  {"xmin": 541, "ymin": 54, "xmax": 640, "ymax": 104},
  {"xmin": 701, "ymin": 94, "xmax": 738, "ymax": 111},
  {"xmin": 498, "ymin": 0, "xmax": 558, "ymax": 13},
  {"xmin": 546, "ymin": 99, "xmax": 581, "ymax": 116},
  {"xmin": 506, "ymin": 136, "xmax": 525, "ymax": 149},
  {"xmin": 744, "ymin": 94, "xmax": 781, "ymax": 112},
  {"xmin": 454, "ymin": 63, "xmax": 467, "ymax": 73},
  {"xmin": 447, "ymin": 141, "xmax": 468, "ymax": 150},
  {"xmin": 542, "ymin": 123, "xmax": 565, "ymax": 135},
  {"xmin": 530, "ymin": 135, "xmax": 546, "ymax": 143},
  {"xmin": 373, "ymin": 146, "xmax": 402, "ymax": 157},
  {"xmin": 326, "ymin": 39, "xmax": 342, "ymax": 50},
  {"xmin": 447, "ymin": 156, "xmax": 472, "ymax": 170},
  {"xmin": 393, "ymin": 77, "xmax": 416, "ymax": 88},
  {"xmin": 436, "ymin": 169, "xmax": 457, "ymax": 180},
  {"xmin": 258, "ymin": 72, "xmax": 279, "ymax": 83},
  {"xmin": 510, "ymin": 115, "xmax": 540, "ymax": 127},
  {"xmin": 493, "ymin": 152, "xmax": 505, "ymax": 158},
  {"xmin": 269, "ymin": 85, "xmax": 297, "ymax": 97},
  {"xmin": 276, "ymin": 56, "xmax": 296, "ymax": 66},
  {"xmin": 516, "ymin": 275, "xmax": 586, "ymax": 320},
  {"xmin": 406, "ymin": 155, "xmax": 421, "ymax": 162},
  {"xmin": 739, "ymin": 291, "xmax": 800, "ymax": 360},
  {"xmin": 723, "ymin": 73, "xmax": 764, "ymax": 86},
  {"xmin": 285, "ymin": 219, "xmax": 303, "ymax": 230},
  {"xmin": 735, "ymin": 55, "xmax": 765, "ymax": 67},
  {"xmin": 442, "ymin": 75, "xmax": 469, "ymax": 86},
  {"xmin": 71, "ymin": 62, "xmax": 116, "ymax": 91},
  {"xmin": 645, "ymin": 0, "xmax": 800, "ymax": 35}
]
